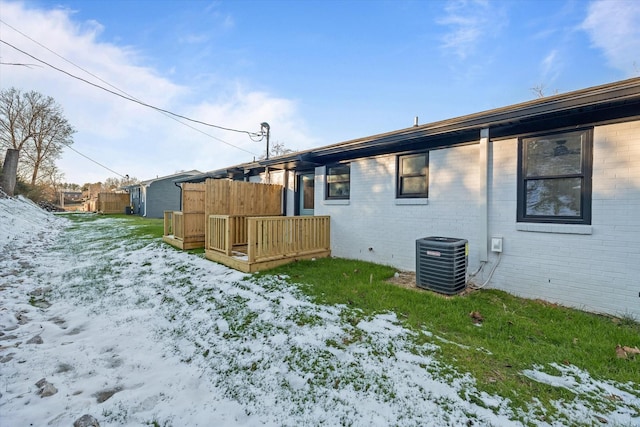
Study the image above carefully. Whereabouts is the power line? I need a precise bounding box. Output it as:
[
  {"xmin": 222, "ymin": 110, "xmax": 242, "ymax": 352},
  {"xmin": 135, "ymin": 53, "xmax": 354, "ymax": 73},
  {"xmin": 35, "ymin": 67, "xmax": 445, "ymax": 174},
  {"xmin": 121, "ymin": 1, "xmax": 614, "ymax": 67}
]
[
  {"xmin": 0, "ymin": 19, "xmax": 260, "ymax": 155},
  {"xmin": 0, "ymin": 38, "xmax": 264, "ymax": 155},
  {"xmin": 64, "ymin": 144, "xmax": 127, "ymax": 179}
]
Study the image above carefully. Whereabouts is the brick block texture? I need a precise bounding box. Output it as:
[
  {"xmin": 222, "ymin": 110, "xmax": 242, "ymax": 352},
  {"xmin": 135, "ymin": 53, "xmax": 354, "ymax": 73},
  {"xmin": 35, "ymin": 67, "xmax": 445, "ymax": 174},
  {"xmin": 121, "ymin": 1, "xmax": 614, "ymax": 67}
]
[{"xmin": 315, "ymin": 121, "xmax": 640, "ymax": 318}]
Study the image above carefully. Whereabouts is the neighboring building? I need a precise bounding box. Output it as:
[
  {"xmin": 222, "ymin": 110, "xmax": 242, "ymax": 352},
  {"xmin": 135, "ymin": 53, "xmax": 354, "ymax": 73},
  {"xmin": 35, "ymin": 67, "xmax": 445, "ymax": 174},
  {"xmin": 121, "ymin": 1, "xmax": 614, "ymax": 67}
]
[
  {"xmin": 182, "ymin": 78, "xmax": 640, "ymax": 318},
  {"xmin": 82, "ymin": 183, "xmax": 103, "ymax": 200},
  {"xmin": 126, "ymin": 171, "xmax": 201, "ymax": 218}
]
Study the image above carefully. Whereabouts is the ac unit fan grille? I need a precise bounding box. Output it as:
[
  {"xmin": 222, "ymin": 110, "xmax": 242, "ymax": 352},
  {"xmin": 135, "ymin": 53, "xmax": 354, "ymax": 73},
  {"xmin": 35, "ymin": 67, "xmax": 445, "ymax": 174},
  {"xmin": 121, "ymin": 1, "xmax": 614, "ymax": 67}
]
[{"xmin": 416, "ymin": 237, "xmax": 468, "ymax": 295}]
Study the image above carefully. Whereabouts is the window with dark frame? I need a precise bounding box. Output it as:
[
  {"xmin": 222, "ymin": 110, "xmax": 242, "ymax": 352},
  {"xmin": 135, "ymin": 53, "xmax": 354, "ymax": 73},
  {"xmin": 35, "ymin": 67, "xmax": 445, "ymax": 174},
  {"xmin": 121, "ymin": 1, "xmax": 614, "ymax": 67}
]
[
  {"xmin": 325, "ymin": 164, "xmax": 350, "ymax": 199},
  {"xmin": 517, "ymin": 128, "xmax": 592, "ymax": 224},
  {"xmin": 397, "ymin": 152, "xmax": 429, "ymax": 198}
]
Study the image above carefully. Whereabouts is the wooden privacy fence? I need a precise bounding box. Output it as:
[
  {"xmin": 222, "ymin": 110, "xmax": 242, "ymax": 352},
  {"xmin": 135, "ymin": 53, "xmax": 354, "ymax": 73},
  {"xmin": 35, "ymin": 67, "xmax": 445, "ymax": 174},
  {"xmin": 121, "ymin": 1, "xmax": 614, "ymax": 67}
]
[
  {"xmin": 162, "ymin": 182, "xmax": 206, "ymax": 250},
  {"xmin": 205, "ymin": 179, "xmax": 282, "ymax": 216},
  {"xmin": 206, "ymin": 215, "xmax": 331, "ymax": 272},
  {"xmin": 204, "ymin": 179, "xmax": 283, "ymax": 250},
  {"xmin": 93, "ymin": 193, "xmax": 129, "ymax": 214},
  {"xmin": 163, "ymin": 180, "xmax": 282, "ymax": 251}
]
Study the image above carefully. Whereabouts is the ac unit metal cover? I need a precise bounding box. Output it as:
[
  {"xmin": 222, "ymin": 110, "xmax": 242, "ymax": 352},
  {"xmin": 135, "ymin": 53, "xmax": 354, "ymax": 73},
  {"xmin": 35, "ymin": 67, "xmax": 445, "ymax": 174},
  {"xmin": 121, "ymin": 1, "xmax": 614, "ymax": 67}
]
[{"xmin": 416, "ymin": 236, "xmax": 468, "ymax": 295}]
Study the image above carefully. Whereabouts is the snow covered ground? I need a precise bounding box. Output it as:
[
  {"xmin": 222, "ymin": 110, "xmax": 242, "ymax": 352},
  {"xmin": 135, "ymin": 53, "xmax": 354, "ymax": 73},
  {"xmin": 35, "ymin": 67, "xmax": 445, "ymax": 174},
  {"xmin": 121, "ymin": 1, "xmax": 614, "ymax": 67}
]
[{"xmin": 1, "ymin": 195, "xmax": 638, "ymax": 426}]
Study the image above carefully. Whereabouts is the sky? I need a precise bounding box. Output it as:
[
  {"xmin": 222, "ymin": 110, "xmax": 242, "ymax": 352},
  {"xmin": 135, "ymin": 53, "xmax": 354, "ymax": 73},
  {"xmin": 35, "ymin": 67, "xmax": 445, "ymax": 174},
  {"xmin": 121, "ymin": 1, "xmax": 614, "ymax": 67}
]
[
  {"xmin": 0, "ymin": 0, "xmax": 639, "ymax": 185},
  {"xmin": 1, "ymin": 195, "xmax": 639, "ymax": 426}
]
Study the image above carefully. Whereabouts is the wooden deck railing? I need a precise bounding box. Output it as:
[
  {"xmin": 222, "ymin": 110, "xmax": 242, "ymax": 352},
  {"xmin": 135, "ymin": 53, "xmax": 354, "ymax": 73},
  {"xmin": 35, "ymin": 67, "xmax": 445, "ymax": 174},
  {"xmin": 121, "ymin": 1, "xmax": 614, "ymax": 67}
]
[
  {"xmin": 247, "ymin": 216, "xmax": 330, "ymax": 262},
  {"xmin": 208, "ymin": 215, "xmax": 330, "ymax": 264},
  {"xmin": 208, "ymin": 215, "xmax": 251, "ymax": 255},
  {"xmin": 163, "ymin": 210, "xmax": 173, "ymax": 236},
  {"xmin": 163, "ymin": 211, "xmax": 184, "ymax": 239}
]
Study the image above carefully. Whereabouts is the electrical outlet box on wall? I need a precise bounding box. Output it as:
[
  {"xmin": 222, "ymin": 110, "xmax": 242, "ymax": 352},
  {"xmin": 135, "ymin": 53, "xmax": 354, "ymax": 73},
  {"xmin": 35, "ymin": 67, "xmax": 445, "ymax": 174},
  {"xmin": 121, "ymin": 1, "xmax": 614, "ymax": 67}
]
[{"xmin": 491, "ymin": 237, "xmax": 503, "ymax": 253}]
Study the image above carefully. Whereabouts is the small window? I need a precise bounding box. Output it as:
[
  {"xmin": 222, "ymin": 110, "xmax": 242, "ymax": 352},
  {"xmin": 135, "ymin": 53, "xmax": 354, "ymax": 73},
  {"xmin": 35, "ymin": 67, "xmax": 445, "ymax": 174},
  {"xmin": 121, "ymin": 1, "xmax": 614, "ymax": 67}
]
[
  {"xmin": 326, "ymin": 164, "xmax": 350, "ymax": 199},
  {"xmin": 397, "ymin": 152, "xmax": 428, "ymax": 198},
  {"xmin": 517, "ymin": 129, "xmax": 592, "ymax": 224}
]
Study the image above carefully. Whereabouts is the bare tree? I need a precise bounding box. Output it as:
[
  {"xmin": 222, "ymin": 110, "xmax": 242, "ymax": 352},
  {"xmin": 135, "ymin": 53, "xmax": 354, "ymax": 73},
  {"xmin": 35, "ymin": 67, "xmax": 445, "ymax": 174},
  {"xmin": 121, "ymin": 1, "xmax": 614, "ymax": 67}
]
[
  {"xmin": 22, "ymin": 101, "xmax": 74, "ymax": 184},
  {"xmin": 104, "ymin": 175, "xmax": 139, "ymax": 191},
  {"xmin": 0, "ymin": 87, "xmax": 33, "ymax": 152},
  {"xmin": 259, "ymin": 141, "xmax": 295, "ymax": 160},
  {"xmin": 0, "ymin": 88, "xmax": 75, "ymax": 185},
  {"xmin": 530, "ymin": 83, "xmax": 558, "ymax": 98}
]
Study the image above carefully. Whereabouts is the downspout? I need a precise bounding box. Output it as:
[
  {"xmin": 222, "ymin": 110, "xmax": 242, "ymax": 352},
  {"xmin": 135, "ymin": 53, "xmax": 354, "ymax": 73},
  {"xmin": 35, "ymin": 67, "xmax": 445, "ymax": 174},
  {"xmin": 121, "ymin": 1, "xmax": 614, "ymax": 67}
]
[
  {"xmin": 143, "ymin": 184, "xmax": 149, "ymax": 217},
  {"xmin": 479, "ymin": 128, "xmax": 490, "ymax": 262},
  {"xmin": 174, "ymin": 181, "xmax": 183, "ymax": 210}
]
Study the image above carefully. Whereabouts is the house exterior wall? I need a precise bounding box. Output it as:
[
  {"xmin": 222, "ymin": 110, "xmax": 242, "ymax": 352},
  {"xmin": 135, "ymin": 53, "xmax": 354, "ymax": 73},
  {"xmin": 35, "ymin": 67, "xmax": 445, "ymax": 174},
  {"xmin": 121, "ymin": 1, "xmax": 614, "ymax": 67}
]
[
  {"xmin": 133, "ymin": 173, "xmax": 198, "ymax": 218},
  {"xmin": 314, "ymin": 120, "xmax": 640, "ymax": 318},
  {"xmin": 313, "ymin": 144, "xmax": 481, "ymax": 271},
  {"xmin": 486, "ymin": 121, "xmax": 640, "ymax": 318},
  {"xmin": 130, "ymin": 188, "xmax": 142, "ymax": 215},
  {"xmin": 144, "ymin": 178, "xmax": 186, "ymax": 218}
]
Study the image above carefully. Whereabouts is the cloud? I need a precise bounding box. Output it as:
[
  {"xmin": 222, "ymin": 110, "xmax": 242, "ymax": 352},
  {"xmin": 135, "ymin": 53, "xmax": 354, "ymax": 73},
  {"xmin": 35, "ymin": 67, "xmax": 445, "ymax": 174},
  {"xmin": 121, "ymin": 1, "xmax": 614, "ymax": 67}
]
[
  {"xmin": 581, "ymin": 0, "xmax": 640, "ymax": 76},
  {"xmin": 437, "ymin": 0, "xmax": 504, "ymax": 60},
  {"xmin": 541, "ymin": 49, "xmax": 561, "ymax": 82},
  {"xmin": 0, "ymin": 1, "xmax": 315, "ymax": 184}
]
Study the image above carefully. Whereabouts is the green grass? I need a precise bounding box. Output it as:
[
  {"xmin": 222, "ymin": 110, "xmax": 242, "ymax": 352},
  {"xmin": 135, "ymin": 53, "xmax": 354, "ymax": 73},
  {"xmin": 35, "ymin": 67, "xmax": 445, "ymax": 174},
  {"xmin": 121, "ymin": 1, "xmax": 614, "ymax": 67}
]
[
  {"xmin": 107, "ymin": 214, "xmax": 164, "ymax": 239},
  {"xmin": 60, "ymin": 213, "xmax": 164, "ymax": 240},
  {"xmin": 262, "ymin": 257, "xmax": 640, "ymax": 422},
  {"xmin": 56, "ymin": 214, "xmax": 639, "ymax": 423}
]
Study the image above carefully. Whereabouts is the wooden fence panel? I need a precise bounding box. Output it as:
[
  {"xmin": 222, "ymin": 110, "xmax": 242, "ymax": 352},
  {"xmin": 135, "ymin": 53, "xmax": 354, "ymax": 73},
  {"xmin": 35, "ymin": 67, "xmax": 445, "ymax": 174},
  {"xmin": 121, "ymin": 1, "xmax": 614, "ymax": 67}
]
[
  {"xmin": 205, "ymin": 179, "xmax": 282, "ymax": 217},
  {"xmin": 204, "ymin": 179, "xmax": 283, "ymax": 251},
  {"xmin": 97, "ymin": 193, "xmax": 129, "ymax": 214},
  {"xmin": 182, "ymin": 182, "xmax": 205, "ymax": 213}
]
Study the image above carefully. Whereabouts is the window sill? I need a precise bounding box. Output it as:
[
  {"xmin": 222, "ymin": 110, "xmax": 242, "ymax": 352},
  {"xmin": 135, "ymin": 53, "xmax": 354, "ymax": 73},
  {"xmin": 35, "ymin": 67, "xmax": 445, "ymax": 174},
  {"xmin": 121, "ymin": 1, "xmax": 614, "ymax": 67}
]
[
  {"xmin": 516, "ymin": 223, "xmax": 593, "ymax": 235},
  {"xmin": 323, "ymin": 199, "xmax": 350, "ymax": 205},
  {"xmin": 395, "ymin": 198, "xmax": 428, "ymax": 205}
]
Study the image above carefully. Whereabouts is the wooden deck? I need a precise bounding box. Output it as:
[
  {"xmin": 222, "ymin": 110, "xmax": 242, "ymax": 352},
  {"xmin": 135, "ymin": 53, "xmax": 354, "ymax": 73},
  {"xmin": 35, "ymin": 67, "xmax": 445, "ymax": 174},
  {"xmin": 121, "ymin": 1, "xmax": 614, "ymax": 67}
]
[
  {"xmin": 162, "ymin": 210, "xmax": 206, "ymax": 250},
  {"xmin": 162, "ymin": 182, "xmax": 206, "ymax": 250},
  {"xmin": 205, "ymin": 215, "xmax": 331, "ymax": 272}
]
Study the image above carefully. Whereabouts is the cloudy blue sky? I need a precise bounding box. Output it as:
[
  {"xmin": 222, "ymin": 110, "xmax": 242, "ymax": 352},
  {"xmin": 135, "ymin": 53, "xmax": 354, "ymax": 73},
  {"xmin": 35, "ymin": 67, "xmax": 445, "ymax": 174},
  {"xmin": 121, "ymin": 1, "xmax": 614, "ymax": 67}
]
[{"xmin": 1, "ymin": 0, "xmax": 639, "ymax": 185}]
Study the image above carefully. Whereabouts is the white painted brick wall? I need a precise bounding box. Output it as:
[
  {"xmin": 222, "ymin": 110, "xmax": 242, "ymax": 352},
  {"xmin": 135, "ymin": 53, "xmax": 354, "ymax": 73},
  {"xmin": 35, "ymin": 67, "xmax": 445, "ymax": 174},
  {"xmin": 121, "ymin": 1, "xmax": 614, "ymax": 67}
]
[
  {"xmin": 486, "ymin": 121, "xmax": 640, "ymax": 318},
  {"xmin": 315, "ymin": 120, "xmax": 640, "ymax": 318},
  {"xmin": 314, "ymin": 145, "xmax": 481, "ymax": 271}
]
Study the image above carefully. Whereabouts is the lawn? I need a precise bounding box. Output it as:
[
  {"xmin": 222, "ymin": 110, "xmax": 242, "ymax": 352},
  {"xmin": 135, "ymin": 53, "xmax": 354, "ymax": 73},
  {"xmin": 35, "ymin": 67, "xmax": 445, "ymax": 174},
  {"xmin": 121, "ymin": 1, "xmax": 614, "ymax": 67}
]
[
  {"xmin": 264, "ymin": 258, "xmax": 640, "ymax": 423},
  {"xmin": 122, "ymin": 212, "xmax": 640, "ymax": 424},
  {"xmin": 1, "ymin": 203, "xmax": 638, "ymax": 427}
]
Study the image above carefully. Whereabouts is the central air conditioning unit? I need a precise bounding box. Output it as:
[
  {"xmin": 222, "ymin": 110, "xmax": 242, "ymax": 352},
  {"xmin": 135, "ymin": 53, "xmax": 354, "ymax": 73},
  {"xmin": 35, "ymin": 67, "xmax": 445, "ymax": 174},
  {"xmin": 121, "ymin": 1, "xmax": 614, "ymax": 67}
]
[{"xmin": 416, "ymin": 236, "xmax": 468, "ymax": 295}]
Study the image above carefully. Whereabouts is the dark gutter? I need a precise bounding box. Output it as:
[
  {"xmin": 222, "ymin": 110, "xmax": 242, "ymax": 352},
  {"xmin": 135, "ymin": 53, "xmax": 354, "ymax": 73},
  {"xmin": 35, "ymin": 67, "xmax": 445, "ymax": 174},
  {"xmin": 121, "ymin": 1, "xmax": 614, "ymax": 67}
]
[
  {"xmin": 302, "ymin": 77, "xmax": 640, "ymax": 162},
  {"xmin": 179, "ymin": 77, "xmax": 640, "ymax": 178}
]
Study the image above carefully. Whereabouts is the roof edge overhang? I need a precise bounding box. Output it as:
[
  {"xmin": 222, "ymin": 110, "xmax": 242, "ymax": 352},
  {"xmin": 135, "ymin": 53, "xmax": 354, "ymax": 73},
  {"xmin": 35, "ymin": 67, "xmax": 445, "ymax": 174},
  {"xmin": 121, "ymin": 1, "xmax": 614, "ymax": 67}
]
[
  {"xmin": 174, "ymin": 163, "xmax": 264, "ymax": 183},
  {"xmin": 181, "ymin": 77, "xmax": 640, "ymax": 176},
  {"xmin": 303, "ymin": 77, "xmax": 640, "ymax": 163}
]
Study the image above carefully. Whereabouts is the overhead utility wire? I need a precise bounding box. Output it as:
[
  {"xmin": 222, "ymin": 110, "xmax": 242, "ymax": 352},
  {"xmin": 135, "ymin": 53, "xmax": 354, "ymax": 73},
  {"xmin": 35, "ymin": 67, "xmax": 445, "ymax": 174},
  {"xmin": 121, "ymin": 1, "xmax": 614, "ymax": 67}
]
[
  {"xmin": 64, "ymin": 144, "xmax": 127, "ymax": 179},
  {"xmin": 0, "ymin": 39, "xmax": 262, "ymax": 155},
  {"xmin": 0, "ymin": 19, "xmax": 259, "ymax": 156}
]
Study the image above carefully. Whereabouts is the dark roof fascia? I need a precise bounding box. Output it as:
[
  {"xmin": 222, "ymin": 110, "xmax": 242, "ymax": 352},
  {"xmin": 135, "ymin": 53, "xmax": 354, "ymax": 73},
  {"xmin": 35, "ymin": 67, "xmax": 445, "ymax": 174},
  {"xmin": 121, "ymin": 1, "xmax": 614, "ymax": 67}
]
[
  {"xmin": 174, "ymin": 162, "xmax": 264, "ymax": 184},
  {"xmin": 302, "ymin": 77, "xmax": 640, "ymax": 164},
  {"xmin": 258, "ymin": 152, "xmax": 321, "ymax": 170},
  {"xmin": 182, "ymin": 78, "xmax": 640, "ymax": 176}
]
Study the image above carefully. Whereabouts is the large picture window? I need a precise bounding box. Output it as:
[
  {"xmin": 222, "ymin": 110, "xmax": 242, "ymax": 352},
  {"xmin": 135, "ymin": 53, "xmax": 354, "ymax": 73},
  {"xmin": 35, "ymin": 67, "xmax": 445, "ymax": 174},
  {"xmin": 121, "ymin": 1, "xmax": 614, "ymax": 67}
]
[
  {"xmin": 517, "ymin": 129, "xmax": 592, "ymax": 224},
  {"xmin": 326, "ymin": 164, "xmax": 350, "ymax": 199},
  {"xmin": 397, "ymin": 152, "xmax": 429, "ymax": 198}
]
